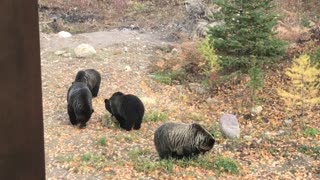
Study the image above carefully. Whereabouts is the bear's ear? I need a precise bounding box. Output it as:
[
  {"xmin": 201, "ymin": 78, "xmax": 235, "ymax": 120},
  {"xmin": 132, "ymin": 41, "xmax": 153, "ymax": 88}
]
[
  {"xmin": 104, "ymin": 99, "xmax": 108, "ymax": 103},
  {"xmin": 114, "ymin": 91, "xmax": 124, "ymax": 96}
]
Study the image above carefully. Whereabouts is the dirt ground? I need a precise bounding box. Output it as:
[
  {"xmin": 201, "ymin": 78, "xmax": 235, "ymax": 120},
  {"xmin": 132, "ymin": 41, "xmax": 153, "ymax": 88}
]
[{"xmin": 39, "ymin": 1, "xmax": 320, "ymax": 180}]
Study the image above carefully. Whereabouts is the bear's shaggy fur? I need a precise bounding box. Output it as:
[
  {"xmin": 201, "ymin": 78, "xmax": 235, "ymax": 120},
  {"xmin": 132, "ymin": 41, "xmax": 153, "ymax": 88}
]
[
  {"xmin": 75, "ymin": 69, "xmax": 101, "ymax": 97},
  {"xmin": 104, "ymin": 92, "xmax": 145, "ymax": 131},
  {"xmin": 154, "ymin": 122, "xmax": 215, "ymax": 159},
  {"xmin": 67, "ymin": 82, "xmax": 94, "ymax": 128}
]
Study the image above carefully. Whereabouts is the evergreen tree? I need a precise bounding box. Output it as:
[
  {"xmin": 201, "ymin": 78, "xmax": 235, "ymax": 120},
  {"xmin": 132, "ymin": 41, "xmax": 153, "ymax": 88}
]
[{"xmin": 208, "ymin": 0, "xmax": 287, "ymax": 72}]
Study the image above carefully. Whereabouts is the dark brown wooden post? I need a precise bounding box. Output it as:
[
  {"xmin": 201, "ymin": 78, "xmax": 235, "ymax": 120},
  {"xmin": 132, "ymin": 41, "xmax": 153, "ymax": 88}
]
[{"xmin": 0, "ymin": 0, "xmax": 45, "ymax": 179}]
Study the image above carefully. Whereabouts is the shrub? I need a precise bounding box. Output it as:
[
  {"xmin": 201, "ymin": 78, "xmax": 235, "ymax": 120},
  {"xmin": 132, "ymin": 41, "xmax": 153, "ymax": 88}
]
[
  {"xmin": 277, "ymin": 54, "xmax": 320, "ymax": 118},
  {"xmin": 208, "ymin": 0, "xmax": 287, "ymax": 72},
  {"xmin": 198, "ymin": 37, "xmax": 219, "ymax": 74},
  {"xmin": 143, "ymin": 110, "xmax": 168, "ymax": 122}
]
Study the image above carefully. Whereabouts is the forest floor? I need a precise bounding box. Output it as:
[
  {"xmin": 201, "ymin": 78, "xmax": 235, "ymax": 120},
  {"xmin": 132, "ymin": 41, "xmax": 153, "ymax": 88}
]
[{"xmin": 39, "ymin": 1, "xmax": 320, "ymax": 179}]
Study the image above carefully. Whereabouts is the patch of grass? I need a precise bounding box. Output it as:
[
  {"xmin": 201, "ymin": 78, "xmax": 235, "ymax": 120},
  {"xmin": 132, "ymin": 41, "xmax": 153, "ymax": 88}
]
[
  {"xmin": 304, "ymin": 127, "xmax": 319, "ymax": 137},
  {"xmin": 130, "ymin": 1, "xmax": 150, "ymax": 13},
  {"xmin": 299, "ymin": 145, "xmax": 320, "ymax": 158},
  {"xmin": 175, "ymin": 156, "xmax": 214, "ymax": 170},
  {"xmin": 144, "ymin": 110, "xmax": 168, "ymax": 122},
  {"xmin": 114, "ymin": 133, "xmax": 135, "ymax": 143},
  {"xmin": 57, "ymin": 154, "xmax": 74, "ymax": 163},
  {"xmin": 101, "ymin": 114, "xmax": 119, "ymax": 128},
  {"xmin": 150, "ymin": 69, "xmax": 185, "ymax": 85},
  {"xmin": 81, "ymin": 153, "xmax": 93, "ymax": 162},
  {"xmin": 156, "ymin": 44, "xmax": 174, "ymax": 53},
  {"xmin": 213, "ymin": 156, "xmax": 240, "ymax": 175},
  {"xmin": 189, "ymin": 112, "xmax": 205, "ymax": 122},
  {"xmin": 80, "ymin": 153, "xmax": 110, "ymax": 170},
  {"xmin": 128, "ymin": 148, "xmax": 160, "ymax": 172},
  {"xmin": 97, "ymin": 136, "xmax": 107, "ymax": 146},
  {"xmin": 209, "ymin": 123, "xmax": 222, "ymax": 140},
  {"xmin": 129, "ymin": 148, "xmax": 174, "ymax": 173}
]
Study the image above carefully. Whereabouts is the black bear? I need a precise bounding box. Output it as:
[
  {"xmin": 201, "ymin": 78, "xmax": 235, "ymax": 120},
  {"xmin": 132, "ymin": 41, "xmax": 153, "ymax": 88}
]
[
  {"xmin": 104, "ymin": 92, "xmax": 145, "ymax": 131},
  {"xmin": 75, "ymin": 69, "xmax": 101, "ymax": 97},
  {"xmin": 154, "ymin": 122, "xmax": 215, "ymax": 159},
  {"xmin": 67, "ymin": 82, "xmax": 94, "ymax": 128}
]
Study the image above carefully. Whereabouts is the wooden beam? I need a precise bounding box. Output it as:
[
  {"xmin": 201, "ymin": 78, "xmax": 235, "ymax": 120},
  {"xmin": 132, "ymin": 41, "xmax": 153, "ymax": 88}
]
[{"xmin": 0, "ymin": 0, "xmax": 45, "ymax": 179}]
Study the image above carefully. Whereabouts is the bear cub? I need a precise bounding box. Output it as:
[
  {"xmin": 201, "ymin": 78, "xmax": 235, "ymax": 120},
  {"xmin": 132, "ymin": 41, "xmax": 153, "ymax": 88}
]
[
  {"xmin": 104, "ymin": 92, "xmax": 145, "ymax": 131},
  {"xmin": 75, "ymin": 69, "xmax": 101, "ymax": 97},
  {"xmin": 67, "ymin": 82, "xmax": 94, "ymax": 128}
]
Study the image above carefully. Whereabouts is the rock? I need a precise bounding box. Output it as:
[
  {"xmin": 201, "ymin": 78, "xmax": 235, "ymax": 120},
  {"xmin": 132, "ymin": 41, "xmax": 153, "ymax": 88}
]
[
  {"xmin": 188, "ymin": 83, "xmax": 208, "ymax": 94},
  {"xmin": 284, "ymin": 119, "xmax": 292, "ymax": 125},
  {"xmin": 58, "ymin": 31, "xmax": 72, "ymax": 38},
  {"xmin": 243, "ymin": 135, "xmax": 253, "ymax": 141},
  {"xmin": 278, "ymin": 130, "xmax": 286, "ymax": 136},
  {"xmin": 206, "ymin": 97, "xmax": 219, "ymax": 105},
  {"xmin": 123, "ymin": 47, "xmax": 128, "ymax": 53},
  {"xmin": 54, "ymin": 50, "xmax": 66, "ymax": 56},
  {"xmin": 171, "ymin": 48, "xmax": 178, "ymax": 56},
  {"xmin": 219, "ymin": 113, "xmax": 240, "ymax": 139},
  {"xmin": 262, "ymin": 117, "xmax": 269, "ymax": 123},
  {"xmin": 74, "ymin": 44, "xmax": 96, "ymax": 58},
  {"xmin": 124, "ymin": 65, "xmax": 132, "ymax": 72},
  {"xmin": 251, "ymin": 106, "xmax": 263, "ymax": 115}
]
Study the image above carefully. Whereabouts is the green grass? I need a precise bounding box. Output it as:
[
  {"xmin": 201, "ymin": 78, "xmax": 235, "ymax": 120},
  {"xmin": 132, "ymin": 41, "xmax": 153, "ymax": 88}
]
[
  {"xmin": 101, "ymin": 114, "xmax": 120, "ymax": 128},
  {"xmin": 143, "ymin": 110, "xmax": 168, "ymax": 122},
  {"xmin": 209, "ymin": 122, "xmax": 222, "ymax": 139},
  {"xmin": 150, "ymin": 69, "xmax": 185, "ymax": 85},
  {"xmin": 114, "ymin": 133, "xmax": 135, "ymax": 143},
  {"xmin": 80, "ymin": 153, "xmax": 110, "ymax": 170},
  {"xmin": 129, "ymin": 147, "xmax": 240, "ymax": 175},
  {"xmin": 97, "ymin": 136, "xmax": 107, "ymax": 146},
  {"xmin": 213, "ymin": 156, "xmax": 240, "ymax": 175},
  {"xmin": 304, "ymin": 127, "xmax": 319, "ymax": 137},
  {"xmin": 189, "ymin": 112, "xmax": 205, "ymax": 122},
  {"xmin": 299, "ymin": 145, "xmax": 320, "ymax": 158}
]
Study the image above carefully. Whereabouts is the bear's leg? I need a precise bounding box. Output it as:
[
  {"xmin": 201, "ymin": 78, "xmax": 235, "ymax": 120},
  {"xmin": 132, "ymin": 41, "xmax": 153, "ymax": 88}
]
[
  {"xmin": 68, "ymin": 105, "xmax": 78, "ymax": 125},
  {"xmin": 122, "ymin": 118, "xmax": 134, "ymax": 131},
  {"xmin": 133, "ymin": 117, "xmax": 142, "ymax": 130},
  {"xmin": 159, "ymin": 151, "xmax": 172, "ymax": 159},
  {"xmin": 92, "ymin": 84, "xmax": 100, "ymax": 97},
  {"xmin": 114, "ymin": 115, "xmax": 125, "ymax": 125}
]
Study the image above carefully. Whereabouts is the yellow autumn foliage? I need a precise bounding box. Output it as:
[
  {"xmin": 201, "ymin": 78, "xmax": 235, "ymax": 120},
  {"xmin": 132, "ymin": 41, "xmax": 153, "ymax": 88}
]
[{"xmin": 277, "ymin": 54, "xmax": 320, "ymax": 114}]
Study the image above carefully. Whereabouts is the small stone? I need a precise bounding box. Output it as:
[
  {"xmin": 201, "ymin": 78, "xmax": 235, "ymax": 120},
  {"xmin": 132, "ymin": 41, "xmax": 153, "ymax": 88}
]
[
  {"xmin": 278, "ymin": 130, "xmax": 286, "ymax": 135},
  {"xmin": 262, "ymin": 117, "xmax": 269, "ymax": 123},
  {"xmin": 206, "ymin": 97, "xmax": 219, "ymax": 105},
  {"xmin": 62, "ymin": 53, "xmax": 72, "ymax": 57},
  {"xmin": 243, "ymin": 135, "xmax": 253, "ymax": 141},
  {"xmin": 124, "ymin": 65, "xmax": 132, "ymax": 72},
  {"xmin": 243, "ymin": 113, "xmax": 253, "ymax": 120},
  {"xmin": 58, "ymin": 31, "xmax": 72, "ymax": 38},
  {"xmin": 251, "ymin": 106, "xmax": 263, "ymax": 115},
  {"xmin": 219, "ymin": 113, "xmax": 240, "ymax": 139},
  {"xmin": 284, "ymin": 119, "xmax": 292, "ymax": 125},
  {"xmin": 54, "ymin": 50, "xmax": 66, "ymax": 55},
  {"xmin": 171, "ymin": 48, "xmax": 178, "ymax": 56},
  {"xmin": 123, "ymin": 47, "xmax": 128, "ymax": 53},
  {"xmin": 74, "ymin": 43, "xmax": 96, "ymax": 58},
  {"xmin": 188, "ymin": 83, "xmax": 208, "ymax": 94}
]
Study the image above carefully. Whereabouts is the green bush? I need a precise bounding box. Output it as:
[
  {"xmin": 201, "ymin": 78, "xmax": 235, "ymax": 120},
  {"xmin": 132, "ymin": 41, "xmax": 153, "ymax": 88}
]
[
  {"xmin": 198, "ymin": 37, "xmax": 219, "ymax": 74},
  {"xmin": 143, "ymin": 110, "xmax": 168, "ymax": 122},
  {"xmin": 208, "ymin": 0, "xmax": 287, "ymax": 73},
  {"xmin": 150, "ymin": 69, "xmax": 185, "ymax": 85}
]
